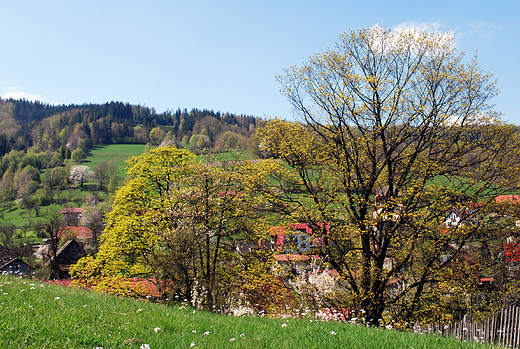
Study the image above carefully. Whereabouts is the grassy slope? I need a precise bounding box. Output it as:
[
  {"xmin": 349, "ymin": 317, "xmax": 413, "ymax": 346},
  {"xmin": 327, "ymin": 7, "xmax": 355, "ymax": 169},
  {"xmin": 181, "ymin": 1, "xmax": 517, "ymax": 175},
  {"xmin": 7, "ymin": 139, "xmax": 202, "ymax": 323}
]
[
  {"xmin": 83, "ymin": 144, "xmax": 148, "ymax": 178},
  {"xmin": 0, "ymin": 275, "xmax": 498, "ymax": 349}
]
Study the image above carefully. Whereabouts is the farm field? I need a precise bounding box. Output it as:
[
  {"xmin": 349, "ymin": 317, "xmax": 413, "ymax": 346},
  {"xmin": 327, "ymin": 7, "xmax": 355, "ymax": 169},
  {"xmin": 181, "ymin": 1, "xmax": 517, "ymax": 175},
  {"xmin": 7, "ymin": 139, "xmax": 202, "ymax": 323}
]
[{"xmin": 0, "ymin": 275, "xmax": 499, "ymax": 349}]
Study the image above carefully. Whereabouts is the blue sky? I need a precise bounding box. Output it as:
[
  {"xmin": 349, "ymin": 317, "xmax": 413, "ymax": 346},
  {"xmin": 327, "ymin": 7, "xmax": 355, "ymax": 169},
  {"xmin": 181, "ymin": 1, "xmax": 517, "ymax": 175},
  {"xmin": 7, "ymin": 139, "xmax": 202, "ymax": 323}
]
[{"xmin": 1, "ymin": 1, "xmax": 519, "ymax": 124}]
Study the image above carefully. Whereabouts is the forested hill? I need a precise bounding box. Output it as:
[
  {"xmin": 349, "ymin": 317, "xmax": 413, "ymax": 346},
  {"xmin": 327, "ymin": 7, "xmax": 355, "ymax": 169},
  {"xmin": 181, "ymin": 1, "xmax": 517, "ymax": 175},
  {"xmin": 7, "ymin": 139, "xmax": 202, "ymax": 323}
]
[{"xmin": 0, "ymin": 98, "xmax": 260, "ymax": 157}]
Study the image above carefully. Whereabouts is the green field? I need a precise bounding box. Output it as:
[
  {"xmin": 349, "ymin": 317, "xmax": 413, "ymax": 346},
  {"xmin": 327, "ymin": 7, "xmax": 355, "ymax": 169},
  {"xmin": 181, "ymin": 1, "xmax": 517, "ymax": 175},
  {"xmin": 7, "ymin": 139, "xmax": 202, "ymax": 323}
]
[
  {"xmin": 0, "ymin": 275, "xmax": 499, "ymax": 349},
  {"xmin": 83, "ymin": 144, "xmax": 148, "ymax": 178}
]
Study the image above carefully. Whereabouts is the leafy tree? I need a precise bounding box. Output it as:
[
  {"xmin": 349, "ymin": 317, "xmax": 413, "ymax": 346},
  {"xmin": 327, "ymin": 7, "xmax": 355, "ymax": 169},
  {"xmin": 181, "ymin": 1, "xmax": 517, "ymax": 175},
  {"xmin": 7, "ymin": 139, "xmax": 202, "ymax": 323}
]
[
  {"xmin": 80, "ymin": 199, "xmax": 111, "ymax": 253},
  {"xmin": 107, "ymin": 174, "xmax": 119, "ymax": 194},
  {"xmin": 71, "ymin": 149, "xmax": 86, "ymax": 163},
  {"xmin": 93, "ymin": 161, "xmax": 116, "ymax": 190},
  {"xmin": 244, "ymin": 27, "xmax": 520, "ymax": 325},
  {"xmin": 72, "ymin": 146, "xmax": 258, "ymax": 310},
  {"xmin": 69, "ymin": 165, "xmax": 92, "ymax": 188},
  {"xmin": 149, "ymin": 126, "xmax": 166, "ymax": 146}
]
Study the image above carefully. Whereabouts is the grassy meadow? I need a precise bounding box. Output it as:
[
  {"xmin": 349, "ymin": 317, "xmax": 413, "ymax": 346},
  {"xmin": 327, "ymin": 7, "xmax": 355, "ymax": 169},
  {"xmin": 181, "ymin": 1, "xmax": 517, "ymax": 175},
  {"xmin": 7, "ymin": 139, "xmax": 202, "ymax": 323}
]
[
  {"xmin": 83, "ymin": 144, "xmax": 148, "ymax": 178},
  {"xmin": 0, "ymin": 275, "xmax": 501, "ymax": 349}
]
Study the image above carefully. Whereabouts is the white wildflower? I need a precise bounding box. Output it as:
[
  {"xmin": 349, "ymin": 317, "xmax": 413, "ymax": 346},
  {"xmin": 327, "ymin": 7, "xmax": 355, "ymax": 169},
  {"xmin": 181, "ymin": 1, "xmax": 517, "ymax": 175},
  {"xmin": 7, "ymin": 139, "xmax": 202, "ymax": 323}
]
[
  {"xmin": 330, "ymin": 331, "xmax": 337, "ymax": 335},
  {"xmin": 230, "ymin": 338, "xmax": 235, "ymax": 342},
  {"xmin": 140, "ymin": 345, "xmax": 150, "ymax": 349},
  {"xmin": 281, "ymin": 323, "xmax": 287, "ymax": 327},
  {"xmin": 54, "ymin": 297, "xmax": 60, "ymax": 300},
  {"xmin": 154, "ymin": 327, "xmax": 161, "ymax": 333},
  {"xmin": 190, "ymin": 343, "xmax": 196, "ymax": 347},
  {"xmin": 204, "ymin": 331, "xmax": 210, "ymax": 335}
]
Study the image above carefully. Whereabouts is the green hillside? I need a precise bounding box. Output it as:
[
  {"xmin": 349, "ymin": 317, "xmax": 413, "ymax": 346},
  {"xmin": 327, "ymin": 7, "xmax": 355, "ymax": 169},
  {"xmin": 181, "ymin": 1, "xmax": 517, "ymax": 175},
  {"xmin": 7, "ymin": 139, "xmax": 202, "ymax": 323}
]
[{"xmin": 0, "ymin": 275, "xmax": 497, "ymax": 349}]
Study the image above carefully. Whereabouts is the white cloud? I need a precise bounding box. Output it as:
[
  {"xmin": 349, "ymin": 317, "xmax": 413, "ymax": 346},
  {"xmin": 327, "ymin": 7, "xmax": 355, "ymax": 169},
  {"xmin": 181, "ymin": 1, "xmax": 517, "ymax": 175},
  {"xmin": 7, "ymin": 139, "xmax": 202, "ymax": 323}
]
[
  {"xmin": 3, "ymin": 86, "xmax": 44, "ymax": 102},
  {"xmin": 394, "ymin": 21, "xmax": 443, "ymax": 33},
  {"xmin": 393, "ymin": 21, "xmax": 455, "ymax": 42},
  {"xmin": 366, "ymin": 23, "xmax": 454, "ymax": 53}
]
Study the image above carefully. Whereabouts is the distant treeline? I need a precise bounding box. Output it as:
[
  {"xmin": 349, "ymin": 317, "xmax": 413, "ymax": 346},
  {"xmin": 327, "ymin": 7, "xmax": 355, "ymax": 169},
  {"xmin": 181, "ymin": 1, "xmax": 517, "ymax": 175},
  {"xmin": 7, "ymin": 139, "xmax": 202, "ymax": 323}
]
[{"xmin": 0, "ymin": 98, "xmax": 260, "ymax": 157}]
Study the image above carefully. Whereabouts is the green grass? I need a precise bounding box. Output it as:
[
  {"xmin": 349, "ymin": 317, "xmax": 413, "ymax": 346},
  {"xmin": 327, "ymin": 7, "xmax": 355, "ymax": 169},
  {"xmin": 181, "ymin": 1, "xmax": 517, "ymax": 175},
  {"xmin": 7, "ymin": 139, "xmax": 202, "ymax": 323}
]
[
  {"xmin": 197, "ymin": 149, "xmax": 255, "ymax": 163},
  {"xmin": 0, "ymin": 275, "xmax": 499, "ymax": 349},
  {"xmin": 83, "ymin": 144, "xmax": 148, "ymax": 178}
]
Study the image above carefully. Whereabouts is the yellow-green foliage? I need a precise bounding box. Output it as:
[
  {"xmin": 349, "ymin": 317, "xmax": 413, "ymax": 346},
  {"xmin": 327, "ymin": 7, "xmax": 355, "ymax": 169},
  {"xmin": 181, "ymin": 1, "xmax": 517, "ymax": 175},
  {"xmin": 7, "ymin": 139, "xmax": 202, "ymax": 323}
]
[
  {"xmin": 71, "ymin": 146, "xmax": 196, "ymax": 289},
  {"xmin": 71, "ymin": 146, "xmax": 271, "ymax": 311},
  {"xmin": 241, "ymin": 26, "xmax": 520, "ymax": 325}
]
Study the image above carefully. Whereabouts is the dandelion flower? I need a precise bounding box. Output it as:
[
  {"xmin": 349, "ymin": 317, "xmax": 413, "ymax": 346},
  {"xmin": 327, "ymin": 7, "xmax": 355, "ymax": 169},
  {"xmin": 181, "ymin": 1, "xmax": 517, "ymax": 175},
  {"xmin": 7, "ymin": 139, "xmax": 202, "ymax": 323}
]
[{"xmin": 154, "ymin": 327, "xmax": 161, "ymax": 333}]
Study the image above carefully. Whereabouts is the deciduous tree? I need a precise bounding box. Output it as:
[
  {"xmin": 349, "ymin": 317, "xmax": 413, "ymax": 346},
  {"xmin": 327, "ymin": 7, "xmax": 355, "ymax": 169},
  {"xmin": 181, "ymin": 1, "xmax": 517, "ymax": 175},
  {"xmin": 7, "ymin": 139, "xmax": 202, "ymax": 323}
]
[
  {"xmin": 72, "ymin": 146, "xmax": 258, "ymax": 311},
  {"xmin": 69, "ymin": 165, "xmax": 92, "ymax": 188},
  {"xmin": 244, "ymin": 26, "xmax": 520, "ymax": 325}
]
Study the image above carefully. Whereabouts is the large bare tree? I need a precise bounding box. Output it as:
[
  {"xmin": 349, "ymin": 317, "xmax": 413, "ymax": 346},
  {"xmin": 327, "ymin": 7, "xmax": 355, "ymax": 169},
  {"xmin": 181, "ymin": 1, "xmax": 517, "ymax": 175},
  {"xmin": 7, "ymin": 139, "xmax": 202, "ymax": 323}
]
[{"xmin": 246, "ymin": 26, "xmax": 520, "ymax": 325}]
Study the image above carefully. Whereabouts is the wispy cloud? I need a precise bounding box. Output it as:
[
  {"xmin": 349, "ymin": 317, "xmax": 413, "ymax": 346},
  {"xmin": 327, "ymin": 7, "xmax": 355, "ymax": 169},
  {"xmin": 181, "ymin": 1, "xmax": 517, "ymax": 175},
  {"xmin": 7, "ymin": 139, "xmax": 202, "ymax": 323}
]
[
  {"xmin": 391, "ymin": 21, "xmax": 455, "ymax": 48},
  {"xmin": 3, "ymin": 86, "xmax": 44, "ymax": 102},
  {"xmin": 394, "ymin": 21, "xmax": 444, "ymax": 33},
  {"xmin": 467, "ymin": 20, "xmax": 495, "ymax": 39},
  {"xmin": 393, "ymin": 21, "xmax": 455, "ymax": 40}
]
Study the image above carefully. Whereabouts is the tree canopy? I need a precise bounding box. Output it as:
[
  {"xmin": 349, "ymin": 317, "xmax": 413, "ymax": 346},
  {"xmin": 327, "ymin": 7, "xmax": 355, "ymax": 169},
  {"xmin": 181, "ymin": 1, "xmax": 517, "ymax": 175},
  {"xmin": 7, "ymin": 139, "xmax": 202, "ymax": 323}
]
[
  {"xmin": 243, "ymin": 26, "xmax": 520, "ymax": 325},
  {"xmin": 71, "ymin": 146, "xmax": 260, "ymax": 310}
]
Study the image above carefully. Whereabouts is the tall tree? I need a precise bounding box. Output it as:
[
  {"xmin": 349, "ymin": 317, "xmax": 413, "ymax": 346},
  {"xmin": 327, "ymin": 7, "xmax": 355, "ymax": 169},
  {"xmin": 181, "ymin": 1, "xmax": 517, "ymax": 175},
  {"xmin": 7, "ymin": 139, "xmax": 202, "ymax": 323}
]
[
  {"xmin": 244, "ymin": 27, "xmax": 520, "ymax": 325},
  {"xmin": 71, "ymin": 146, "xmax": 259, "ymax": 310}
]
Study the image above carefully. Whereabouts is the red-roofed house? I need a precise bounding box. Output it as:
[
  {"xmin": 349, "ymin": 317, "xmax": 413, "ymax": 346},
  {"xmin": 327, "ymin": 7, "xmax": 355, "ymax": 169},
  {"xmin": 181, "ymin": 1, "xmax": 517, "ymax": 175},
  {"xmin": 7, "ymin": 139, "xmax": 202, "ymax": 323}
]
[
  {"xmin": 270, "ymin": 223, "xmax": 328, "ymax": 253},
  {"xmin": 494, "ymin": 195, "xmax": 520, "ymax": 204},
  {"xmin": 57, "ymin": 226, "xmax": 93, "ymax": 241},
  {"xmin": 270, "ymin": 223, "xmax": 328, "ymax": 276}
]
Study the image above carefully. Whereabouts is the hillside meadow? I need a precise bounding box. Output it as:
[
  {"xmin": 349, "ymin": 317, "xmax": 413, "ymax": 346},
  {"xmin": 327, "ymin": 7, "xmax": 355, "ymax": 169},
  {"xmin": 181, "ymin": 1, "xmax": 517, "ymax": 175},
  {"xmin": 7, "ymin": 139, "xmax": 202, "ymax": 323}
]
[{"xmin": 0, "ymin": 275, "xmax": 501, "ymax": 349}]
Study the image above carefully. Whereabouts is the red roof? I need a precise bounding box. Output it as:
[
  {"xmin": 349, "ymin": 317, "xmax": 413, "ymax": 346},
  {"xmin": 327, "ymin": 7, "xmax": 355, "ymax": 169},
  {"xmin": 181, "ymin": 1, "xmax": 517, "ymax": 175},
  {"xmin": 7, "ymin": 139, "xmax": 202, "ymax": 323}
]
[
  {"xmin": 57, "ymin": 226, "xmax": 92, "ymax": 240},
  {"xmin": 495, "ymin": 195, "xmax": 520, "ymax": 204},
  {"xmin": 59, "ymin": 207, "xmax": 83, "ymax": 214},
  {"xmin": 274, "ymin": 254, "xmax": 321, "ymax": 262}
]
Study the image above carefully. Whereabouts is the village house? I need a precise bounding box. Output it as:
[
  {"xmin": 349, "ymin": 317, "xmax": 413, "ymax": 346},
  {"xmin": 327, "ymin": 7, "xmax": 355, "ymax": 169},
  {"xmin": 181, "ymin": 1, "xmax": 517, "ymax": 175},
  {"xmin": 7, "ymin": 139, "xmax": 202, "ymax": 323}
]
[{"xmin": 0, "ymin": 257, "xmax": 33, "ymax": 276}]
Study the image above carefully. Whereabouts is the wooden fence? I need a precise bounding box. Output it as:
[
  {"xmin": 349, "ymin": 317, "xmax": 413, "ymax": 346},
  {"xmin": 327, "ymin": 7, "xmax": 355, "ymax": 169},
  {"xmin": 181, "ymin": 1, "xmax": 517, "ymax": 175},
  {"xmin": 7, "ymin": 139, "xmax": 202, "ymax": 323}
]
[{"xmin": 414, "ymin": 305, "xmax": 520, "ymax": 347}]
